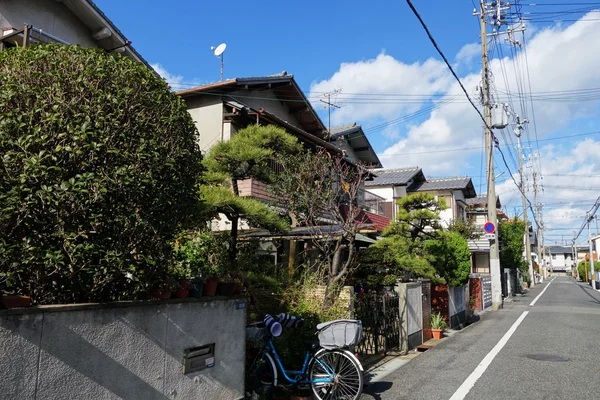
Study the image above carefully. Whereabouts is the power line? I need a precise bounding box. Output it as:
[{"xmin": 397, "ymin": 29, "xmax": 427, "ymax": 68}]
[
  {"xmin": 405, "ymin": 0, "xmax": 541, "ymax": 229},
  {"xmin": 379, "ymin": 129, "xmax": 600, "ymax": 156}
]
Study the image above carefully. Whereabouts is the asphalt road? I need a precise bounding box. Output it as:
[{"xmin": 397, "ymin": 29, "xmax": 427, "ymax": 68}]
[{"xmin": 362, "ymin": 276, "xmax": 600, "ymax": 400}]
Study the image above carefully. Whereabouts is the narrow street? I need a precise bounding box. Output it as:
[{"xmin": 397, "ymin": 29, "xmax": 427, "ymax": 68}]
[{"xmin": 362, "ymin": 277, "xmax": 600, "ymax": 400}]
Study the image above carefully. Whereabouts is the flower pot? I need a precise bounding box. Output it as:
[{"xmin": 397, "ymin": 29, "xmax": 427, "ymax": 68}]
[
  {"xmin": 203, "ymin": 278, "xmax": 218, "ymax": 297},
  {"xmin": 431, "ymin": 328, "xmax": 444, "ymax": 340},
  {"xmin": 189, "ymin": 280, "xmax": 204, "ymax": 298},
  {"xmin": 2, "ymin": 295, "xmax": 32, "ymax": 309},
  {"xmin": 174, "ymin": 288, "xmax": 189, "ymax": 299},
  {"xmin": 217, "ymin": 282, "xmax": 236, "ymax": 297},
  {"xmin": 150, "ymin": 287, "xmax": 171, "ymax": 300},
  {"xmin": 179, "ymin": 280, "xmax": 192, "ymax": 290},
  {"xmin": 233, "ymin": 282, "xmax": 243, "ymax": 295}
]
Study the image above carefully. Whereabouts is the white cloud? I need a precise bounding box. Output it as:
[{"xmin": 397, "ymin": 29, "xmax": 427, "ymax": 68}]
[
  {"xmin": 455, "ymin": 43, "xmax": 480, "ymax": 66},
  {"xmin": 495, "ymin": 137, "xmax": 600, "ymax": 241},
  {"xmin": 151, "ymin": 63, "xmax": 189, "ymax": 91},
  {"xmin": 311, "ymin": 14, "xmax": 600, "ymax": 177},
  {"xmin": 310, "ymin": 53, "xmax": 454, "ymax": 125}
]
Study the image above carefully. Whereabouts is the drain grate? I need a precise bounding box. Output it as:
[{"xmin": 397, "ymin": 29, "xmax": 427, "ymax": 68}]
[{"xmin": 526, "ymin": 354, "xmax": 569, "ymax": 362}]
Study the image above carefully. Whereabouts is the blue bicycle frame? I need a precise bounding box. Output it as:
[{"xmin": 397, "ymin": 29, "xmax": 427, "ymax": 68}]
[{"xmin": 257, "ymin": 337, "xmax": 335, "ymax": 385}]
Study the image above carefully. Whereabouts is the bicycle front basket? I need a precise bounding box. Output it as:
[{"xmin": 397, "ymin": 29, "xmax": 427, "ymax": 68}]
[
  {"xmin": 316, "ymin": 319, "xmax": 363, "ymax": 350},
  {"xmin": 246, "ymin": 322, "xmax": 268, "ymax": 348}
]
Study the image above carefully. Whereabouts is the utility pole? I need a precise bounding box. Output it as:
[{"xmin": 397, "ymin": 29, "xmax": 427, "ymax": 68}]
[
  {"xmin": 477, "ymin": 2, "xmax": 502, "ymax": 309},
  {"xmin": 475, "ymin": 1, "xmax": 524, "ymax": 309},
  {"xmin": 571, "ymin": 241, "xmax": 575, "ymax": 278},
  {"xmin": 533, "ymin": 172, "xmax": 543, "ymax": 281},
  {"xmin": 515, "ymin": 117, "xmax": 534, "ymax": 287},
  {"xmin": 587, "ymin": 216, "xmax": 597, "ymax": 290}
]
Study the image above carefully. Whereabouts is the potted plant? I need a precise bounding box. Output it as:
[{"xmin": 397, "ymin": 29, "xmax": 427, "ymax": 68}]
[
  {"xmin": 150, "ymin": 279, "xmax": 176, "ymax": 300},
  {"xmin": 2, "ymin": 294, "xmax": 32, "ymax": 309},
  {"xmin": 188, "ymin": 277, "xmax": 204, "ymax": 298},
  {"xmin": 172, "ymin": 230, "xmax": 227, "ymax": 297},
  {"xmin": 431, "ymin": 312, "xmax": 447, "ymax": 339},
  {"xmin": 174, "ymin": 279, "xmax": 192, "ymax": 299},
  {"xmin": 217, "ymin": 273, "xmax": 238, "ymax": 297}
]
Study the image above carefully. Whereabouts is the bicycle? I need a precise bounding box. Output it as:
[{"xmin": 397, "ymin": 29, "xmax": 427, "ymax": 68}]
[{"xmin": 246, "ymin": 316, "xmax": 364, "ymax": 400}]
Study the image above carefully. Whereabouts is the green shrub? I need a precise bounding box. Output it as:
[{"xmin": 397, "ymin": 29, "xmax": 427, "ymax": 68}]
[
  {"xmin": 276, "ymin": 271, "xmax": 349, "ymax": 366},
  {"xmin": 0, "ymin": 45, "xmax": 203, "ymax": 304},
  {"xmin": 578, "ymin": 261, "xmax": 589, "ymax": 281},
  {"xmin": 172, "ymin": 230, "xmax": 229, "ymax": 279},
  {"xmin": 425, "ymin": 231, "xmax": 471, "ymax": 287}
]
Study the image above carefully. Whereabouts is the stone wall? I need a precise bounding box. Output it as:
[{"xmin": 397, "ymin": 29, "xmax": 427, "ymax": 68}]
[{"xmin": 0, "ymin": 297, "xmax": 246, "ymax": 400}]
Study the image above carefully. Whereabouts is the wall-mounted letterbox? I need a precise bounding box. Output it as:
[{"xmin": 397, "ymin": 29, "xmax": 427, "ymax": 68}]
[{"xmin": 183, "ymin": 344, "xmax": 215, "ymax": 374}]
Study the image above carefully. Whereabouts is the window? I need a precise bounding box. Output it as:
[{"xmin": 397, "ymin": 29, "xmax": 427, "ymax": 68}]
[{"xmin": 552, "ymin": 254, "xmax": 556, "ymax": 260}]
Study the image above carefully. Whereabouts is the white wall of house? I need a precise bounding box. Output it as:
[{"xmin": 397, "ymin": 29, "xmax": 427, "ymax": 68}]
[
  {"xmin": 394, "ymin": 185, "xmax": 408, "ymax": 199},
  {"xmin": 469, "ymin": 213, "xmax": 488, "ymax": 227},
  {"xmin": 367, "ymin": 186, "xmax": 394, "ymax": 202},
  {"xmin": 185, "ymin": 96, "xmax": 224, "ymax": 153},
  {"xmin": 550, "ymin": 253, "xmax": 572, "ymax": 270},
  {"xmin": 0, "ymin": 0, "xmax": 97, "ymax": 46}
]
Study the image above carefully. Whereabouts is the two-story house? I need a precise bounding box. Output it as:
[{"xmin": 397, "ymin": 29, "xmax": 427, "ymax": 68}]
[
  {"xmin": 364, "ymin": 167, "xmax": 426, "ymax": 221},
  {"xmin": 0, "ymin": 0, "xmax": 147, "ymax": 66},
  {"xmin": 406, "ymin": 176, "xmax": 476, "ymax": 226},
  {"xmin": 366, "ymin": 168, "xmax": 476, "ymax": 226},
  {"xmin": 547, "ymin": 246, "xmax": 575, "ymax": 274},
  {"xmin": 466, "ymin": 195, "xmax": 502, "ymax": 274},
  {"xmin": 177, "ymin": 72, "xmax": 389, "ymax": 265}
]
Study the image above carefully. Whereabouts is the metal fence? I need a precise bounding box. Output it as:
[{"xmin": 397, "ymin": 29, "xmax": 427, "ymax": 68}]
[{"xmin": 354, "ymin": 290, "xmax": 400, "ymax": 359}]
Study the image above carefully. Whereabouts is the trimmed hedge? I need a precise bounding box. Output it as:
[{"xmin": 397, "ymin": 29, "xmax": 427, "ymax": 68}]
[{"xmin": 0, "ymin": 45, "xmax": 203, "ymax": 304}]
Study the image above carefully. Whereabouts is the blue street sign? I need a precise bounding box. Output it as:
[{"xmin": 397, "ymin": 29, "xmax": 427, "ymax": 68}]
[{"xmin": 484, "ymin": 222, "xmax": 496, "ymax": 234}]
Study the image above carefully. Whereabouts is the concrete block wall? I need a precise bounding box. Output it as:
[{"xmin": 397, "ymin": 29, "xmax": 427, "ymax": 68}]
[{"xmin": 0, "ymin": 298, "xmax": 246, "ymax": 400}]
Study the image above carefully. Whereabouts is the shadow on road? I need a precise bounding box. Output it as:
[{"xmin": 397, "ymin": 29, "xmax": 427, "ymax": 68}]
[
  {"xmin": 574, "ymin": 282, "xmax": 600, "ymax": 305},
  {"xmin": 362, "ymin": 381, "xmax": 393, "ymax": 400}
]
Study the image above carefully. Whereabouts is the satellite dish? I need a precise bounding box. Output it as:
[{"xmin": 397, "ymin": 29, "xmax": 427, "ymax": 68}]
[
  {"xmin": 210, "ymin": 43, "xmax": 227, "ymax": 81},
  {"xmin": 212, "ymin": 43, "xmax": 226, "ymax": 57}
]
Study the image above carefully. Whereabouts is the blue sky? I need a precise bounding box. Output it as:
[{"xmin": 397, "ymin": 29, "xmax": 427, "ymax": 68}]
[{"xmin": 97, "ymin": 0, "xmax": 600, "ymax": 244}]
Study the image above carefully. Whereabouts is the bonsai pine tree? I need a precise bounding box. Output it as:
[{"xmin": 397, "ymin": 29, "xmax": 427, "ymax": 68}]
[{"xmin": 200, "ymin": 125, "xmax": 301, "ymax": 270}]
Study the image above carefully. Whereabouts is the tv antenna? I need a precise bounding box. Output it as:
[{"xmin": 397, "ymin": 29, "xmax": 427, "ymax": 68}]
[
  {"xmin": 210, "ymin": 43, "xmax": 227, "ymax": 81},
  {"xmin": 320, "ymin": 88, "xmax": 342, "ymax": 138}
]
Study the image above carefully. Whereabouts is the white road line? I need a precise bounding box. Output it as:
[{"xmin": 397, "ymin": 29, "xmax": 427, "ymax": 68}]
[
  {"xmin": 529, "ymin": 277, "xmax": 556, "ymax": 307},
  {"xmin": 449, "ymin": 311, "xmax": 529, "ymax": 400}
]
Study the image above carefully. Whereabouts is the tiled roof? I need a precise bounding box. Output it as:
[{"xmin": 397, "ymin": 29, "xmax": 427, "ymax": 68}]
[
  {"xmin": 355, "ymin": 211, "xmax": 390, "ymax": 232},
  {"xmin": 548, "ymin": 246, "xmax": 575, "ymax": 254},
  {"xmin": 330, "ymin": 123, "xmax": 359, "ymax": 137},
  {"xmin": 407, "ymin": 176, "xmax": 476, "ymax": 198},
  {"xmin": 466, "ymin": 194, "xmax": 487, "ymax": 205},
  {"xmin": 329, "ymin": 122, "xmax": 382, "ymax": 168},
  {"xmin": 466, "ymin": 194, "xmax": 501, "ymax": 208},
  {"xmin": 365, "ymin": 167, "xmax": 422, "ymax": 187}
]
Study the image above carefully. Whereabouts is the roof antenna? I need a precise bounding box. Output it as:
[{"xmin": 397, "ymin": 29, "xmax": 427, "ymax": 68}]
[{"xmin": 210, "ymin": 43, "xmax": 227, "ymax": 81}]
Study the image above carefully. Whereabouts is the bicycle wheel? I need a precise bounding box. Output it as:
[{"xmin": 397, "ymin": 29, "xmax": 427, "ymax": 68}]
[
  {"xmin": 309, "ymin": 349, "xmax": 363, "ymax": 400},
  {"xmin": 247, "ymin": 352, "xmax": 277, "ymax": 394}
]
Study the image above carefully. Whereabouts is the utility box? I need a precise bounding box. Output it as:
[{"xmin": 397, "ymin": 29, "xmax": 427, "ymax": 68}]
[{"xmin": 491, "ymin": 104, "xmax": 509, "ymax": 129}]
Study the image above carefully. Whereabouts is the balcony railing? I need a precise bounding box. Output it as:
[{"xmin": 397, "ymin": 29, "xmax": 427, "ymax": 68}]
[{"xmin": 360, "ymin": 189, "xmax": 386, "ymax": 216}]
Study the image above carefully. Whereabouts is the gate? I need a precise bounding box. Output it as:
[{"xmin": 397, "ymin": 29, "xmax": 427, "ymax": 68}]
[
  {"xmin": 481, "ymin": 274, "xmax": 492, "ymax": 308},
  {"xmin": 354, "ymin": 290, "xmax": 400, "ymax": 360},
  {"xmin": 406, "ymin": 284, "xmax": 423, "ymax": 349}
]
